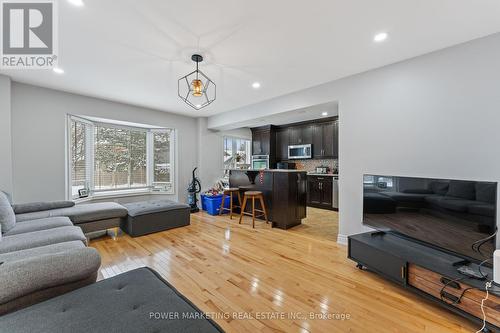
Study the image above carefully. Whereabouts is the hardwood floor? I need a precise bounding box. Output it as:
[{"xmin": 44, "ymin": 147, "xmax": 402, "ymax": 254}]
[
  {"xmin": 90, "ymin": 208, "xmax": 476, "ymax": 333},
  {"xmin": 288, "ymin": 207, "xmax": 339, "ymax": 242}
]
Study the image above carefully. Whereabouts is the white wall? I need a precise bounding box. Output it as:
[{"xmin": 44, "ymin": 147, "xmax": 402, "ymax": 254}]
[
  {"xmin": 197, "ymin": 117, "xmax": 251, "ymax": 191},
  {"xmin": 0, "ymin": 75, "xmax": 13, "ymax": 195},
  {"xmin": 207, "ymin": 33, "xmax": 500, "ymax": 247},
  {"xmin": 10, "ymin": 83, "xmax": 199, "ymax": 204}
]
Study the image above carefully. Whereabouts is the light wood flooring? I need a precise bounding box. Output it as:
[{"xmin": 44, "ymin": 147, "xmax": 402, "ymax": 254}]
[{"xmin": 90, "ymin": 207, "xmax": 476, "ymax": 333}]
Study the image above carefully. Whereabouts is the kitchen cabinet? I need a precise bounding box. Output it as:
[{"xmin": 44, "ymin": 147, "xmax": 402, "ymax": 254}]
[
  {"xmin": 289, "ymin": 125, "xmax": 312, "ymax": 145},
  {"xmin": 253, "ymin": 118, "xmax": 338, "ymax": 163},
  {"xmin": 276, "ymin": 129, "xmax": 289, "ymax": 161},
  {"xmin": 251, "ymin": 126, "xmax": 277, "ymax": 168},
  {"xmin": 307, "ymin": 175, "xmax": 333, "ymax": 210},
  {"xmin": 312, "ymin": 120, "xmax": 338, "ymax": 159},
  {"xmin": 251, "ymin": 128, "xmax": 271, "ymax": 155}
]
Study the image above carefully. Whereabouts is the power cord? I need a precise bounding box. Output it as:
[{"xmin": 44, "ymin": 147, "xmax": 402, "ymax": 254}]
[
  {"xmin": 471, "ymin": 228, "xmax": 497, "ymax": 257},
  {"xmin": 475, "ymin": 280, "xmax": 493, "ymax": 333}
]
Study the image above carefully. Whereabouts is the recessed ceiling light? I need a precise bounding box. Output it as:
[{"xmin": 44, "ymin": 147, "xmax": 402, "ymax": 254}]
[
  {"xmin": 53, "ymin": 67, "xmax": 64, "ymax": 74},
  {"xmin": 373, "ymin": 32, "xmax": 388, "ymax": 43},
  {"xmin": 321, "ymin": 112, "xmax": 328, "ymax": 116},
  {"xmin": 68, "ymin": 0, "xmax": 84, "ymax": 6},
  {"xmin": 252, "ymin": 82, "xmax": 261, "ymax": 89}
]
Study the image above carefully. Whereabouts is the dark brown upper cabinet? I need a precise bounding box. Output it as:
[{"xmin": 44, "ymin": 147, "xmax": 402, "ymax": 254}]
[
  {"xmin": 312, "ymin": 120, "xmax": 338, "ymax": 159},
  {"xmin": 289, "ymin": 125, "xmax": 312, "ymax": 145},
  {"xmin": 276, "ymin": 129, "xmax": 289, "ymax": 161},
  {"xmin": 251, "ymin": 126, "xmax": 277, "ymax": 167},
  {"xmin": 251, "ymin": 128, "xmax": 271, "ymax": 155},
  {"xmin": 252, "ymin": 118, "xmax": 338, "ymax": 164}
]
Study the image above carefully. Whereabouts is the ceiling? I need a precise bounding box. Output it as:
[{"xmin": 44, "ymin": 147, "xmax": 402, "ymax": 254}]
[
  {"xmin": 2, "ymin": 0, "xmax": 500, "ymax": 117},
  {"xmin": 227, "ymin": 102, "xmax": 339, "ymax": 130}
]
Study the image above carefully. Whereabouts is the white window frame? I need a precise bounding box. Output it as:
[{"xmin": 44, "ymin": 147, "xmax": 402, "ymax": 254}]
[{"xmin": 66, "ymin": 115, "xmax": 176, "ymax": 200}]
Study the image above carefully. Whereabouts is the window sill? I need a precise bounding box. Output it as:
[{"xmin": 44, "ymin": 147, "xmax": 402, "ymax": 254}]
[{"xmin": 73, "ymin": 189, "xmax": 174, "ymax": 203}]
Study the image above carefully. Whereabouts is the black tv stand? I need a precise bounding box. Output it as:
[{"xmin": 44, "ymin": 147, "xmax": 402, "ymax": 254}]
[
  {"xmin": 452, "ymin": 259, "xmax": 471, "ymax": 267},
  {"xmin": 348, "ymin": 232, "xmax": 500, "ymax": 331}
]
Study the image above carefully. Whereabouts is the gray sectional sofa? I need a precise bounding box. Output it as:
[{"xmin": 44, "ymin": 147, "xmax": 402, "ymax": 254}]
[
  {"xmin": 0, "ymin": 192, "xmax": 105, "ymax": 314},
  {"xmin": 1, "ymin": 190, "xmax": 193, "ymax": 318}
]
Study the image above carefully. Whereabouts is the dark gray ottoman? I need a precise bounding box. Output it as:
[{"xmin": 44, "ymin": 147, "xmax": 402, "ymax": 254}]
[
  {"xmin": 0, "ymin": 267, "xmax": 224, "ymax": 333},
  {"xmin": 122, "ymin": 200, "xmax": 190, "ymax": 237}
]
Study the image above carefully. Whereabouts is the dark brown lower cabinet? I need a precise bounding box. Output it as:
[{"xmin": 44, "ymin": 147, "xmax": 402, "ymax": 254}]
[{"xmin": 307, "ymin": 176, "xmax": 333, "ymax": 210}]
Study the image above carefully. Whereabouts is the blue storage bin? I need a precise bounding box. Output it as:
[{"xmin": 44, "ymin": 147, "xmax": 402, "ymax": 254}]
[{"xmin": 201, "ymin": 194, "xmax": 231, "ymax": 215}]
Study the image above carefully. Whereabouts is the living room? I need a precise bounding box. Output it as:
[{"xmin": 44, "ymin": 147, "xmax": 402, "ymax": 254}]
[{"xmin": 1, "ymin": 1, "xmax": 500, "ymax": 332}]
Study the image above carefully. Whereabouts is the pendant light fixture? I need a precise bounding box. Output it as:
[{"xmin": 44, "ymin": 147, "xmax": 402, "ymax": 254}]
[{"xmin": 178, "ymin": 54, "xmax": 216, "ymax": 110}]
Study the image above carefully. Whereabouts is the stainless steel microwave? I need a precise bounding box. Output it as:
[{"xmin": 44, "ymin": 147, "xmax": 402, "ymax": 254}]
[{"xmin": 288, "ymin": 144, "xmax": 312, "ymax": 159}]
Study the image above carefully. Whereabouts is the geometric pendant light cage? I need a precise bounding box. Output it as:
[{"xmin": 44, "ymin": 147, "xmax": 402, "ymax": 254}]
[{"xmin": 178, "ymin": 54, "xmax": 216, "ymax": 110}]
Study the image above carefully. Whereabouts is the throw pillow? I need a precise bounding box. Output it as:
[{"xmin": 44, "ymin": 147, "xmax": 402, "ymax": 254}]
[
  {"xmin": 429, "ymin": 182, "xmax": 449, "ymax": 195},
  {"xmin": 446, "ymin": 180, "xmax": 476, "ymax": 200},
  {"xmin": 0, "ymin": 191, "xmax": 16, "ymax": 233},
  {"xmin": 475, "ymin": 182, "xmax": 497, "ymax": 203}
]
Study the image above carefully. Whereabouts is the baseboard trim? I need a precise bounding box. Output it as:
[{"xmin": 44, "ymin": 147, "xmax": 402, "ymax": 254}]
[{"xmin": 337, "ymin": 234, "xmax": 348, "ymax": 246}]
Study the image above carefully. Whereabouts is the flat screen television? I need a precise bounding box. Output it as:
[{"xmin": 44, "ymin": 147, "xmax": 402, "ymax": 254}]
[{"xmin": 363, "ymin": 175, "xmax": 497, "ymax": 264}]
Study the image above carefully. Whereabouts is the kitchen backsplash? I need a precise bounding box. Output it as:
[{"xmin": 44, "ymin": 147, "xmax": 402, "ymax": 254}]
[{"xmin": 291, "ymin": 159, "xmax": 338, "ymax": 173}]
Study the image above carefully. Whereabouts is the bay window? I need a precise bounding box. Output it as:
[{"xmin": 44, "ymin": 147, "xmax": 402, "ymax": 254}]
[{"xmin": 67, "ymin": 116, "xmax": 175, "ymax": 199}]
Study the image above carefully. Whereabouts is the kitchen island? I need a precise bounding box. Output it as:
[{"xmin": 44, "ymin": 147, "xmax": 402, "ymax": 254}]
[{"xmin": 229, "ymin": 169, "xmax": 307, "ymax": 229}]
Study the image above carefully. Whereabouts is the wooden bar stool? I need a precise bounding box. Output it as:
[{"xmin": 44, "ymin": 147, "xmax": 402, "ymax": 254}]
[
  {"xmin": 238, "ymin": 191, "xmax": 269, "ymax": 228},
  {"xmin": 219, "ymin": 188, "xmax": 241, "ymax": 219}
]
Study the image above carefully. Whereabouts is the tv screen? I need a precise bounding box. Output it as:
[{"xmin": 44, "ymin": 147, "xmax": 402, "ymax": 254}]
[{"xmin": 363, "ymin": 175, "xmax": 497, "ymax": 263}]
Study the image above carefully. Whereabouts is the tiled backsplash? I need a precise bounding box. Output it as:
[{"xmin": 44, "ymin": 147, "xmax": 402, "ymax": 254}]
[{"xmin": 290, "ymin": 159, "xmax": 338, "ymax": 173}]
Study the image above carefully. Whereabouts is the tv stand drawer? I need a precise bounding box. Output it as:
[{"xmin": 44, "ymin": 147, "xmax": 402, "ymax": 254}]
[
  {"xmin": 408, "ymin": 264, "xmax": 500, "ymax": 328},
  {"xmin": 409, "ymin": 264, "xmax": 500, "ymax": 304}
]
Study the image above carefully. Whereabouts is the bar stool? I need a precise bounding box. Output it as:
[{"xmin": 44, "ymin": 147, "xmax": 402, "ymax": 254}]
[
  {"xmin": 238, "ymin": 191, "xmax": 269, "ymax": 228},
  {"xmin": 219, "ymin": 188, "xmax": 241, "ymax": 219}
]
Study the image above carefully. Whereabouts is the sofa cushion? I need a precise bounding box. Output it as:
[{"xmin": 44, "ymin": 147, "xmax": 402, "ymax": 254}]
[
  {"xmin": 437, "ymin": 198, "xmax": 477, "ymax": 213},
  {"xmin": 468, "ymin": 204, "xmax": 496, "ymax": 217},
  {"xmin": 0, "ymin": 267, "xmax": 223, "ymax": 333},
  {"xmin": 0, "ymin": 247, "xmax": 100, "ymax": 306},
  {"xmin": 475, "ymin": 182, "xmax": 496, "ymax": 204},
  {"xmin": 0, "ymin": 226, "xmax": 87, "ymax": 254},
  {"xmin": 445, "ymin": 180, "xmax": 476, "ymax": 200},
  {"xmin": 15, "ymin": 210, "xmax": 51, "ymax": 222},
  {"xmin": 0, "ymin": 191, "xmax": 16, "ymax": 233},
  {"xmin": 363, "ymin": 193, "xmax": 397, "ymax": 214},
  {"xmin": 379, "ymin": 191, "xmax": 428, "ymax": 203},
  {"xmin": 402, "ymin": 189, "xmax": 434, "ymax": 194},
  {"xmin": 3, "ymin": 217, "xmax": 73, "ymax": 236},
  {"xmin": 12, "ymin": 201, "xmax": 75, "ymax": 215},
  {"xmin": 424, "ymin": 195, "xmax": 446, "ymax": 205},
  {"xmin": 429, "ymin": 181, "xmax": 449, "ymax": 195},
  {"xmin": 15, "ymin": 202, "xmax": 128, "ymax": 224},
  {"xmin": 0, "ymin": 240, "xmax": 84, "ymax": 263}
]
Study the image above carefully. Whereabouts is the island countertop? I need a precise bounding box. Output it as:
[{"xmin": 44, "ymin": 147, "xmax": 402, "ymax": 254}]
[{"xmin": 229, "ymin": 169, "xmax": 307, "ymax": 230}]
